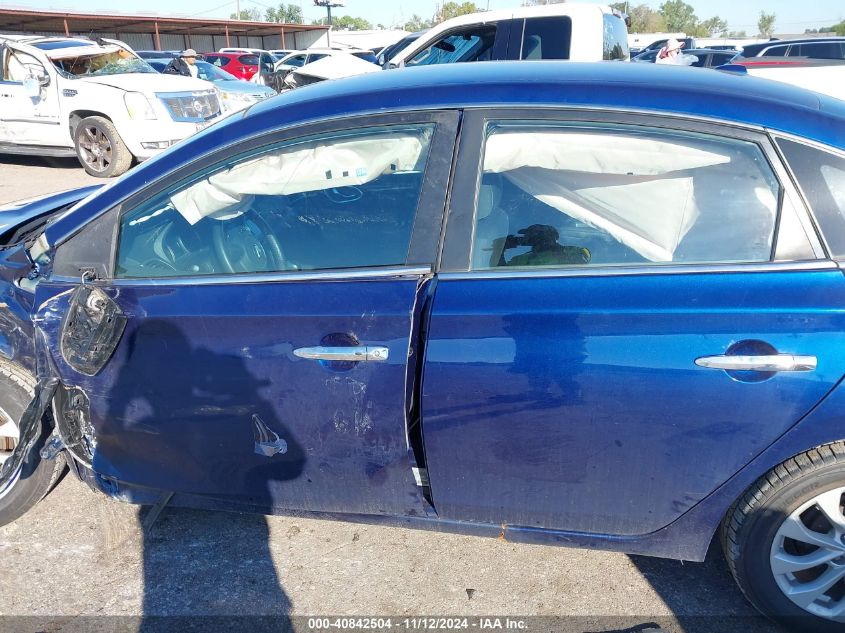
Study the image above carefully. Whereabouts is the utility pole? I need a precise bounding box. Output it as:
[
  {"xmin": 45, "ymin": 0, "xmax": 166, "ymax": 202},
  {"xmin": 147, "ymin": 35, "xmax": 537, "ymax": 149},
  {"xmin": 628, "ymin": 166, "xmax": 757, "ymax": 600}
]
[
  {"xmin": 236, "ymin": 0, "xmax": 240, "ymax": 20},
  {"xmin": 314, "ymin": 0, "xmax": 344, "ymax": 47}
]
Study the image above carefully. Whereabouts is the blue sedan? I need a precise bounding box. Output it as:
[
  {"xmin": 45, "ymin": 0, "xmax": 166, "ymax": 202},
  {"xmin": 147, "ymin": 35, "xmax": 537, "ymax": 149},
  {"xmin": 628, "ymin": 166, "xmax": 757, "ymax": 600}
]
[{"xmin": 1, "ymin": 62, "xmax": 845, "ymax": 631}]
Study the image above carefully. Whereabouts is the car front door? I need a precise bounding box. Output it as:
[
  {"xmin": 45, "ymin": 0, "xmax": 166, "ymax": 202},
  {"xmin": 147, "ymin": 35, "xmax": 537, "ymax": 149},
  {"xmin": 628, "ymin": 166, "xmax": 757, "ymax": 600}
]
[
  {"xmin": 423, "ymin": 109, "xmax": 845, "ymax": 536},
  {"xmin": 36, "ymin": 111, "xmax": 458, "ymax": 516},
  {"xmin": 0, "ymin": 44, "xmax": 62, "ymax": 147}
]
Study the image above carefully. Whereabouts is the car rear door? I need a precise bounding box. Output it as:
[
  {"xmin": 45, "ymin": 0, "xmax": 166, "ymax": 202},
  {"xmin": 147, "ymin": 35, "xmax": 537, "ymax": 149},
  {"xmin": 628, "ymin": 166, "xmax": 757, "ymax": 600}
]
[
  {"xmin": 422, "ymin": 109, "xmax": 845, "ymax": 536},
  {"xmin": 36, "ymin": 111, "xmax": 459, "ymax": 517}
]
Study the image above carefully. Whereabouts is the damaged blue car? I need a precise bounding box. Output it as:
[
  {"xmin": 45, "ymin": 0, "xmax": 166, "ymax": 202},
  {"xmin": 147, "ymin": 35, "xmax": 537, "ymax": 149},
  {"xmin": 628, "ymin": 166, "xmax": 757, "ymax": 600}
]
[{"xmin": 2, "ymin": 63, "xmax": 845, "ymax": 631}]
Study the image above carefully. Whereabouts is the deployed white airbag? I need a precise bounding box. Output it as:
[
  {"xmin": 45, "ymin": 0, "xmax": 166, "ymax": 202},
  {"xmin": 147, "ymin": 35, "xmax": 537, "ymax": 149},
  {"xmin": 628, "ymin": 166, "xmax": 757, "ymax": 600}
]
[
  {"xmin": 170, "ymin": 130, "xmax": 429, "ymax": 225},
  {"xmin": 483, "ymin": 131, "xmax": 734, "ymax": 262}
]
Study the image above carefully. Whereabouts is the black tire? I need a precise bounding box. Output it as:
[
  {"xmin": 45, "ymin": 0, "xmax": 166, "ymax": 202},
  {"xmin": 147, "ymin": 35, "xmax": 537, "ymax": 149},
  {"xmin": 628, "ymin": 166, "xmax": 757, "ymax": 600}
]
[
  {"xmin": 73, "ymin": 115, "xmax": 133, "ymax": 178},
  {"xmin": 0, "ymin": 359, "xmax": 65, "ymax": 527},
  {"xmin": 721, "ymin": 442, "xmax": 845, "ymax": 633}
]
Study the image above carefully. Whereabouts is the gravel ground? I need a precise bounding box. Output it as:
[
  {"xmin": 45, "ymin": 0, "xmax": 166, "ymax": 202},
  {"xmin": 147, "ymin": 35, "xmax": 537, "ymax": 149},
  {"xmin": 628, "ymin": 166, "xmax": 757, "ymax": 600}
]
[{"xmin": 0, "ymin": 156, "xmax": 781, "ymax": 633}]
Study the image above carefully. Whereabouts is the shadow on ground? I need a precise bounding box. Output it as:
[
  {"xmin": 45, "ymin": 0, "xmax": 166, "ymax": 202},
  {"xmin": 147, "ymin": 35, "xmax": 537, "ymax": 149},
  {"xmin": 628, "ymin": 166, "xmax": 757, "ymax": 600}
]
[
  {"xmin": 139, "ymin": 507, "xmax": 291, "ymax": 632},
  {"xmin": 628, "ymin": 541, "xmax": 783, "ymax": 633},
  {"xmin": 0, "ymin": 155, "xmax": 82, "ymax": 170}
]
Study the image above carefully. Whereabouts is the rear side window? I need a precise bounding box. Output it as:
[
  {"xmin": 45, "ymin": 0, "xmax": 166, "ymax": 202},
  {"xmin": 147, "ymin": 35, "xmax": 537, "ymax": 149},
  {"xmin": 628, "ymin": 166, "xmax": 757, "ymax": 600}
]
[
  {"xmin": 602, "ymin": 14, "xmax": 629, "ymax": 60},
  {"xmin": 238, "ymin": 54, "xmax": 259, "ymax": 65},
  {"xmin": 519, "ymin": 17, "xmax": 572, "ymax": 60},
  {"xmin": 470, "ymin": 121, "xmax": 794, "ymax": 270},
  {"xmin": 778, "ymin": 138, "xmax": 845, "ymax": 256},
  {"xmin": 793, "ymin": 42, "xmax": 845, "ymax": 60},
  {"xmin": 206, "ymin": 55, "xmax": 229, "ymax": 67},
  {"xmin": 308, "ymin": 53, "xmax": 328, "ymax": 63}
]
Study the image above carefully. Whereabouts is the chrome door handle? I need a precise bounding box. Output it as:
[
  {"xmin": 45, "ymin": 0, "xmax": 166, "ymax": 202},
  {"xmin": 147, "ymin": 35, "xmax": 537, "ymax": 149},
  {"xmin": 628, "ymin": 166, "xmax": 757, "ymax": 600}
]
[
  {"xmin": 695, "ymin": 354, "xmax": 817, "ymax": 372},
  {"xmin": 293, "ymin": 346, "xmax": 389, "ymax": 362}
]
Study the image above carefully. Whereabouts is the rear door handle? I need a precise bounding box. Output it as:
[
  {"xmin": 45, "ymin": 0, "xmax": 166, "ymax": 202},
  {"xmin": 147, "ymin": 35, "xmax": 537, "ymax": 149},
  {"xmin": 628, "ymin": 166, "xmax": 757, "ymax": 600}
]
[
  {"xmin": 293, "ymin": 346, "xmax": 389, "ymax": 362},
  {"xmin": 695, "ymin": 354, "xmax": 817, "ymax": 372}
]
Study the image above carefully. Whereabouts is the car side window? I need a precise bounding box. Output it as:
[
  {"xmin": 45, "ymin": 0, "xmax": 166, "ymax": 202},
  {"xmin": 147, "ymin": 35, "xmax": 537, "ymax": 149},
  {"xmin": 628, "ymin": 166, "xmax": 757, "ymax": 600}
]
[
  {"xmin": 3, "ymin": 49, "xmax": 44, "ymax": 82},
  {"xmin": 470, "ymin": 121, "xmax": 794, "ymax": 270},
  {"xmin": 288, "ymin": 55, "xmax": 306, "ymax": 67},
  {"xmin": 765, "ymin": 45, "xmax": 788, "ymax": 57},
  {"xmin": 116, "ymin": 124, "xmax": 436, "ymax": 278},
  {"xmin": 518, "ymin": 17, "xmax": 573, "ymax": 60},
  {"xmin": 795, "ymin": 42, "xmax": 845, "ymax": 60},
  {"xmin": 601, "ymin": 14, "xmax": 628, "ymax": 60},
  {"xmin": 777, "ymin": 138, "xmax": 845, "ymax": 257},
  {"xmin": 407, "ymin": 26, "xmax": 497, "ymax": 66}
]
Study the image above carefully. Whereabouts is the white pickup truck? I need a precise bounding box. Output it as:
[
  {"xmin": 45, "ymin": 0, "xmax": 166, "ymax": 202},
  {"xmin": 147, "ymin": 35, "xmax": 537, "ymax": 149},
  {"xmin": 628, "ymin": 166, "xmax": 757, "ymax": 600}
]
[
  {"xmin": 0, "ymin": 35, "xmax": 223, "ymax": 177},
  {"xmin": 387, "ymin": 3, "xmax": 630, "ymax": 67}
]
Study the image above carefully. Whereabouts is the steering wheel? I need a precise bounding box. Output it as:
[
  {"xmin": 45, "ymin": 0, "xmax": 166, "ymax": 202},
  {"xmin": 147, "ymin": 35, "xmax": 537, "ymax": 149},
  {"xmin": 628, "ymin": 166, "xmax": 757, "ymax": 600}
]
[{"xmin": 211, "ymin": 213, "xmax": 286, "ymax": 274}]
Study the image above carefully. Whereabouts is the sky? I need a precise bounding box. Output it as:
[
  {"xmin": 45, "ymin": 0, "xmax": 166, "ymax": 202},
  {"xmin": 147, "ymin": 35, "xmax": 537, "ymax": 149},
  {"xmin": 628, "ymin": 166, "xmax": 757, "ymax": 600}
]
[{"xmin": 5, "ymin": 0, "xmax": 845, "ymax": 33}]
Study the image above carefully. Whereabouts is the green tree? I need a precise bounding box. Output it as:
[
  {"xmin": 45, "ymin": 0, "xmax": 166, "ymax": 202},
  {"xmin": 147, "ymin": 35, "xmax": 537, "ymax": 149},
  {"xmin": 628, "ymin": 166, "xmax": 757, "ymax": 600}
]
[
  {"xmin": 311, "ymin": 15, "xmax": 372, "ymax": 30},
  {"xmin": 696, "ymin": 16, "xmax": 727, "ymax": 37},
  {"xmin": 440, "ymin": 2, "xmax": 482, "ymax": 21},
  {"xmin": 404, "ymin": 14, "xmax": 433, "ymax": 32},
  {"xmin": 659, "ymin": 0, "xmax": 699, "ymax": 32},
  {"xmin": 610, "ymin": 3, "xmax": 667, "ymax": 32},
  {"xmin": 758, "ymin": 11, "xmax": 776, "ymax": 38},
  {"xmin": 333, "ymin": 15, "xmax": 373, "ymax": 30},
  {"xmin": 265, "ymin": 3, "xmax": 303, "ymax": 24},
  {"xmin": 229, "ymin": 7, "xmax": 263, "ymax": 21}
]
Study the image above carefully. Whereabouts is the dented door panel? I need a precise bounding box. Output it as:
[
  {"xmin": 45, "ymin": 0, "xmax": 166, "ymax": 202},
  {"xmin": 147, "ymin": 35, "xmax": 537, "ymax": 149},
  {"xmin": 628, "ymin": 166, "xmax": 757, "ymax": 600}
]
[{"xmin": 34, "ymin": 275, "xmax": 428, "ymax": 516}]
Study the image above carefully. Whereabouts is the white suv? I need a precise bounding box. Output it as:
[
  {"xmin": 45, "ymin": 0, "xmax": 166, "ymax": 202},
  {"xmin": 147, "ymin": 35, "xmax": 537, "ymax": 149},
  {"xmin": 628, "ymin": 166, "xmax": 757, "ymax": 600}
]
[{"xmin": 0, "ymin": 35, "xmax": 223, "ymax": 177}]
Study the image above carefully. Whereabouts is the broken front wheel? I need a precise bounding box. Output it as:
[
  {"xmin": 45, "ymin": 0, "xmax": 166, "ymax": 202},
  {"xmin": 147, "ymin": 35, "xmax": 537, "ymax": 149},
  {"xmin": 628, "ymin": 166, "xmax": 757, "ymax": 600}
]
[{"xmin": 0, "ymin": 359, "xmax": 64, "ymax": 527}]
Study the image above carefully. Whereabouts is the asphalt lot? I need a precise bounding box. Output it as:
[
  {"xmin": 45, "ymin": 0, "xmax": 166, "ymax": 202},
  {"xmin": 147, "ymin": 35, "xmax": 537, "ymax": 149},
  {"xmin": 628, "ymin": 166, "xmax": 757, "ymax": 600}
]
[{"xmin": 0, "ymin": 156, "xmax": 781, "ymax": 633}]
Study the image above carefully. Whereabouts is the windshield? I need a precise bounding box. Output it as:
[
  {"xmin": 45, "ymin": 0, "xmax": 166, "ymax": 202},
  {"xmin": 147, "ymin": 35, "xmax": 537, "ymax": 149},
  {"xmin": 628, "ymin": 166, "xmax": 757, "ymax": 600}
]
[
  {"xmin": 51, "ymin": 50, "xmax": 156, "ymax": 77},
  {"xmin": 195, "ymin": 60, "xmax": 237, "ymax": 82}
]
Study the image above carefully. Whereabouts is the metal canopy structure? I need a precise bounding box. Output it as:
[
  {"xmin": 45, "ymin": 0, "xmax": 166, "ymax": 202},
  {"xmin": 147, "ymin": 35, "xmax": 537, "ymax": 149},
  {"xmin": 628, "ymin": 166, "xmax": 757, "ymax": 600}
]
[{"xmin": 0, "ymin": 8, "xmax": 327, "ymax": 50}]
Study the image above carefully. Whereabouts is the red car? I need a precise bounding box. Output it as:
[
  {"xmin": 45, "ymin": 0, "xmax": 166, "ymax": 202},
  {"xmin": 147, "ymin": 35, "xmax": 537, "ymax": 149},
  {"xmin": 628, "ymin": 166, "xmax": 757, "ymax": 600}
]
[{"xmin": 202, "ymin": 52, "xmax": 261, "ymax": 80}]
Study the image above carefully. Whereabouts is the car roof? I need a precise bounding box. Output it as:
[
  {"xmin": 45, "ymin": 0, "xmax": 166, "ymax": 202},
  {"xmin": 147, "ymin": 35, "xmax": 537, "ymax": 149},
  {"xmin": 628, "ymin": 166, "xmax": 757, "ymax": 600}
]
[{"xmin": 244, "ymin": 62, "xmax": 845, "ymax": 149}]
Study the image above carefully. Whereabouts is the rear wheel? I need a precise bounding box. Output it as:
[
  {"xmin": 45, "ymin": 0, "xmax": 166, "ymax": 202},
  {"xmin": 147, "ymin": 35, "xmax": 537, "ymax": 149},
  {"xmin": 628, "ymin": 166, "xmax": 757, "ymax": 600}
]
[
  {"xmin": 73, "ymin": 116, "xmax": 133, "ymax": 178},
  {"xmin": 722, "ymin": 443, "xmax": 845, "ymax": 632},
  {"xmin": 0, "ymin": 359, "xmax": 64, "ymax": 527}
]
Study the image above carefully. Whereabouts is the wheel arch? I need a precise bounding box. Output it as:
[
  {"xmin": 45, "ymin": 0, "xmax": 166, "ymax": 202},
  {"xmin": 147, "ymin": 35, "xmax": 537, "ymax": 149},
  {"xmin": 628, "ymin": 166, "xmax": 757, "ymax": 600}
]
[
  {"xmin": 68, "ymin": 110, "xmax": 113, "ymax": 138},
  {"xmin": 684, "ymin": 381, "xmax": 845, "ymax": 560},
  {"xmin": 628, "ymin": 380, "xmax": 845, "ymax": 562}
]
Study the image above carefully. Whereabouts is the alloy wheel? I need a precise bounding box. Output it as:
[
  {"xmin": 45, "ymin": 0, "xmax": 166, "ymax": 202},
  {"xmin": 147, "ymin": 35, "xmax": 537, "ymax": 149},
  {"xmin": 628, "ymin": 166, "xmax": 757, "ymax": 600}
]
[
  {"xmin": 77, "ymin": 125, "xmax": 113, "ymax": 174},
  {"xmin": 770, "ymin": 486, "xmax": 845, "ymax": 621}
]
